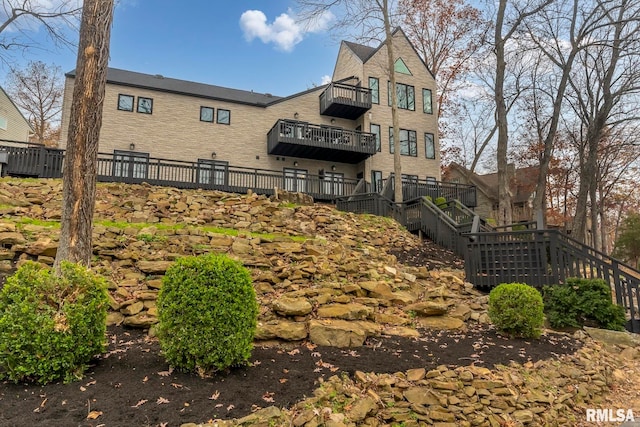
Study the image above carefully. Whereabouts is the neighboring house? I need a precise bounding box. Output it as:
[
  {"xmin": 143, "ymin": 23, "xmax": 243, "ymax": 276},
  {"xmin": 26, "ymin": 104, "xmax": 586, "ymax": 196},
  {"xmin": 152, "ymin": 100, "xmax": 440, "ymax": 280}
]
[
  {"xmin": 444, "ymin": 163, "xmax": 538, "ymax": 223},
  {"xmin": 58, "ymin": 28, "xmax": 439, "ymax": 197},
  {"xmin": 0, "ymin": 85, "xmax": 32, "ymax": 143}
]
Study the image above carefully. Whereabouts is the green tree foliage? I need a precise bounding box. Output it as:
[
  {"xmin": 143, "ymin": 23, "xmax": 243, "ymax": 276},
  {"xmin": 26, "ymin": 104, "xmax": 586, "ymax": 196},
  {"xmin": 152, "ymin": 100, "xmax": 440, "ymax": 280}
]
[
  {"xmin": 157, "ymin": 253, "xmax": 258, "ymax": 374},
  {"xmin": 0, "ymin": 262, "xmax": 109, "ymax": 384},
  {"xmin": 613, "ymin": 213, "xmax": 640, "ymax": 268}
]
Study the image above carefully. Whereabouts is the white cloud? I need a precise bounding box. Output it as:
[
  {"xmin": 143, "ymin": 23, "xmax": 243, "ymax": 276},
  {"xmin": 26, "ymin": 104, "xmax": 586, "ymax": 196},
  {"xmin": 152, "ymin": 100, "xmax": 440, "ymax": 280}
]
[
  {"xmin": 239, "ymin": 9, "xmax": 333, "ymax": 52},
  {"xmin": 321, "ymin": 75, "xmax": 332, "ymax": 85}
]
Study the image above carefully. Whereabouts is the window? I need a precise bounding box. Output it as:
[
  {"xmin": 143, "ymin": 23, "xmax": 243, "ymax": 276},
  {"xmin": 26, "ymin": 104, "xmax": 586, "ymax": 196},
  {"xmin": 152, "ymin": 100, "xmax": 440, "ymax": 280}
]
[
  {"xmin": 394, "ymin": 58, "xmax": 412, "ymax": 75},
  {"xmin": 371, "ymin": 170, "xmax": 383, "ymax": 193},
  {"xmin": 283, "ymin": 168, "xmax": 307, "ymax": 193},
  {"xmin": 322, "ymin": 171, "xmax": 344, "ymax": 196},
  {"xmin": 113, "ymin": 150, "xmax": 149, "ymax": 179},
  {"xmin": 425, "ymin": 132, "xmax": 435, "ymax": 159},
  {"xmin": 117, "ymin": 94, "xmax": 134, "ymax": 112},
  {"xmin": 370, "ymin": 123, "xmax": 381, "ymax": 152},
  {"xmin": 423, "ymin": 88, "xmax": 433, "ymax": 114},
  {"xmin": 197, "ymin": 160, "xmax": 228, "ymax": 186},
  {"xmin": 217, "ymin": 108, "xmax": 230, "ymax": 125},
  {"xmin": 368, "ymin": 77, "xmax": 379, "ymax": 104},
  {"xmin": 389, "ymin": 128, "xmax": 417, "ymax": 156},
  {"xmin": 200, "ymin": 106, "xmax": 214, "ymax": 122},
  {"xmin": 388, "ymin": 82, "xmax": 415, "ymax": 110},
  {"xmin": 0, "ymin": 116, "xmax": 7, "ymax": 130},
  {"xmin": 137, "ymin": 97, "xmax": 153, "ymax": 114}
]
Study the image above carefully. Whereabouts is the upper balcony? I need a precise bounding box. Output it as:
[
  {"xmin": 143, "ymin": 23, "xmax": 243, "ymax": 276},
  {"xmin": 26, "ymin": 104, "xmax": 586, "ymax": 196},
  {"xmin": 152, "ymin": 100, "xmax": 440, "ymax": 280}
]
[
  {"xmin": 319, "ymin": 82, "xmax": 372, "ymax": 119},
  {"xmin": 267, "ymin": 119, "xmax": 377, "ymax": 164}
]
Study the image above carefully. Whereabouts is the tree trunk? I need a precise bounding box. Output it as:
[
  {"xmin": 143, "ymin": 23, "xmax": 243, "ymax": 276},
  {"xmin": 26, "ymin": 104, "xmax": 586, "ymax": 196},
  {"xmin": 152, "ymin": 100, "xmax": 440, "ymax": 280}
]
[
  {"xmin": 382, "ymin": 0, "xmax": 403, "ymax": 203},
  {"xmin": 494, "ymin": 0, "xmax": 512, "ymax": 226},
  {"xmin": 54, "ymin": 0, "xmax": 114, "ymax": 270}
]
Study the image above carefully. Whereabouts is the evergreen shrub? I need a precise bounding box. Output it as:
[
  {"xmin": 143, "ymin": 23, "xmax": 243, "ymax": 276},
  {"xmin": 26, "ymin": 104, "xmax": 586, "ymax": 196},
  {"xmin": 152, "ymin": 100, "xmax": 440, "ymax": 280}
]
[
  {"xmin": 157, "ymin": 253, "xmax": 258, "ymax": 374},
  {"xmin": 0, "ymin": 261, "xmax": 109, "ymax": 384},
  {"xmin": 488, "ymin": 282, "xmax": 544, "ymax": 338}
]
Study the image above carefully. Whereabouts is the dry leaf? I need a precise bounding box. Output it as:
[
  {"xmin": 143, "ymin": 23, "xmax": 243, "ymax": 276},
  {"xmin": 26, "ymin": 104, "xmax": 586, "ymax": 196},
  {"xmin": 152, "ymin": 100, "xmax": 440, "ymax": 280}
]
[
  {"xmin": 209, "ymin": 391, "xmax": 220, "ymax": 400},
  {"xmin": 86, "ymin": 410, "xmax": 103, "ymax": 420},
  {"xmin": 227, "ymin": 404, "xmax": 235, "ymax": 411},
  {"xmin": 157, "ymin": 368, "xmax": 173, "ymax": 377},
  {"xmin": 79, "ymin": 386, "xmax": 86, "ymax": 392},
  {"xmin": 131, "ymin": 399, "xmax": 148, "ymax": 408},
  {"xmin": 85, "ymin": 380, "xmax": 97, "ymax": 387},
  {"xmin": 287, "ymin": 348, "xmax": 300, "ymax": 356},
  {"xmin": 157, "ymin": 397, "xmax": 170, "ymax": 405},
  {"xmin": 262, "ymin": 392, "xmax": 275, "ymax": 403},
  {"xmin": 171, "ymin": 383, "xmax": 183, "ymax": 389},
  {"xmin": 279, "ymin": 378, "xmax": 288, "ymax": 384},
  {"xmin": 142, "ymin": 376, "xmax": 148, "ymax": 383}
]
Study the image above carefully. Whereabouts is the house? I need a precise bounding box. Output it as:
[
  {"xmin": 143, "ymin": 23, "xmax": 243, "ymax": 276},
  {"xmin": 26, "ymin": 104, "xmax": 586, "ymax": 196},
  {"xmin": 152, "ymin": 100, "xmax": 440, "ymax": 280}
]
[
  {"xmin": 58, "ymin": 28, "xmax": 440, "ymax": 199},
  {"xmin": 444, "ymin": 163, "xmax": 538, "ymax": 223},
  {"xmin": 0, "ymin": 85, "xmax": 32, "ymax": 143}
]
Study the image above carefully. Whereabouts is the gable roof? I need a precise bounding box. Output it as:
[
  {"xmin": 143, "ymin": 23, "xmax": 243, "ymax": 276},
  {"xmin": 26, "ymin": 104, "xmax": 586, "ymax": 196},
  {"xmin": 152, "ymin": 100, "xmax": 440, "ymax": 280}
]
[
  {"xmin": 0, "ymin": 85, "xmax": 33, "ymax": 131},
  {"xmin": 340, "ymin": 27, "xmax": 435, "ymax": 78},
  {"xmin": 446, "ymin": 163, "xmax": 538, "ymax": 204},
  {"xmin": 65, "ymin": 68, "xmax": 284, "ymax": 107}
]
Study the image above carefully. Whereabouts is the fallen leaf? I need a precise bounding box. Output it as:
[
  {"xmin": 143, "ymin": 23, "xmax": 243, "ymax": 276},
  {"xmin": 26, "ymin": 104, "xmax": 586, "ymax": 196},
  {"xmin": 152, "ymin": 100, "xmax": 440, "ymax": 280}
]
[
  {"xmin": 85, "ymin": 380, "xmax": 97, "ymax": 387},
  {"xmin": 157, "ymin": 397, "xmax": 170, "ymax": 405},
  {"xmin": 131, "ymin": 399, "xmax": 148, "ymax": 408},
  {"xmin": 287, "ymin": 348, "xmax": 300, "ymax": 356},
  {"xmin": 171, "ymin": 383, "xmax": 183, "ymax": 389},
  {"xmin": 279, "ymin": 378, "xmax": 288, "ymax": 384},
  {"xmin": 157, "ymin": 368, "xmax": 174, "ymax": 377},
  {"xmin": 227, "ymin": 404, "xmax": 235, "ymax": 411},
  {"xmin": 262, "ymin": 392, "xmax": 275, "ymax": 403},
  {"xmin": 79, "ymin": 386, "xmax": 86, "ymax": 392},
  {"xmin": 215, "ymin": 404, "xmax": 223, "ymax": 408},
  {"xmin": 87, "ymin": 410, "xmax": 103, "ymax": 420},
  {"xmin": 142, "ymin": 376, "xmax": 148, "ymax": 383},
  {"xmin": 209, "ymin": 391, "xmax": 220, "ymax": 400}
]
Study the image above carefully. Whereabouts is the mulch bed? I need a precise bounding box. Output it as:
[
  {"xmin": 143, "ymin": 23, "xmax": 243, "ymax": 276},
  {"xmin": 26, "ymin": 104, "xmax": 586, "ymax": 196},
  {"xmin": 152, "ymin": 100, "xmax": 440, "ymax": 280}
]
[
  {"xmin": 0, "ymin": 324, "xmax": 580, "ymax": 427},
  {"xmin": 0, "ymin": 238, "xmax": 581, "ymax": 426}
]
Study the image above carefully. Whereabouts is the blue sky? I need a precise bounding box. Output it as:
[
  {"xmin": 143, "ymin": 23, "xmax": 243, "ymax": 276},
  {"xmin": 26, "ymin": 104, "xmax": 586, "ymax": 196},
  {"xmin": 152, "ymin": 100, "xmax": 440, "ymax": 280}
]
[{"xmin": 1, "ymin": 0, "xmax": 344, "ymax": 96}]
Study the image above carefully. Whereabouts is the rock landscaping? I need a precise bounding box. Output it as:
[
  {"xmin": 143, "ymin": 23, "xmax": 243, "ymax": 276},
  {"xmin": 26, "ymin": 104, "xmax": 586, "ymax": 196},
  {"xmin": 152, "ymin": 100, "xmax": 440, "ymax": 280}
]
[{"xmin": 0, "ymin": 177, "xmax": 638, "ymax": 426}]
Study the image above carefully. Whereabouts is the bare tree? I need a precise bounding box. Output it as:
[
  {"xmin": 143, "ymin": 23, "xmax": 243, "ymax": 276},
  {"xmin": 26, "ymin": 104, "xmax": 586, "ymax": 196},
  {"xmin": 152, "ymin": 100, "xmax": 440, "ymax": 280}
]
[
  {"xmin": 566, "ymin": 0, "xmax": 640, "ymax": 245},
  {"xmin": 491, "ymin": 0, "xmax": 552, "ymax": 226},
  {"xmin": 5, "ymin": 60, "xmax": 63, "ymax": 146},
  {"xmin": 54, "ymin": 0, "xmax": 113, "ymax": 269},
  {"xmin": 296, "ymin": 0, "xmax": 405, "ymax": 202},
  {"xmin": 0, "ymin": 0, "xmax": 81, "ymax": 61}
]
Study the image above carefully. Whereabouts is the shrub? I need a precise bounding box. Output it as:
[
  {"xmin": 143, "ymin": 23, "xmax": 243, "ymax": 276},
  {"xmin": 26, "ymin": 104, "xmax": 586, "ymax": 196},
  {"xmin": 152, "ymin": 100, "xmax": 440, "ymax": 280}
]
[
  {"xmin": 0, "ymin": 261, "xmax": 109, "ymax": 384},
  {"xmin": 434, "ymin": 196, "xmax": 448, "ymax": 208},
  {"xmin": 488, "ymin": 283, "xmax": 544, "ymax": 338},
  {"xmin": 157, "ymin": 253, "xmax": 258, "ymax": 374},
  {"xmin": 544, "ymin": 278, "xmax": 626, "ymax": 331}
]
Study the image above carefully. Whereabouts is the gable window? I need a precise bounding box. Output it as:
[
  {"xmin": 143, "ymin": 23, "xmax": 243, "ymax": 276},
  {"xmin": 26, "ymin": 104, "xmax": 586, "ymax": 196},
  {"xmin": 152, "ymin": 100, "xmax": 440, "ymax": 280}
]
[
  {"xmin": 217, "ymin": 108, "xmax": 230, "ymax": 125},
  {"xmin": 388, "ymin": 82, "xmax": 415, "ymax": 110},
  {"xmin": 370, "ymin": 123, "xmax": 381, "ymax": 152},
  {"xmin": 425, "ymin": 132, "xmax": 435, "ymax": 159},
  {"xmin": 389, "ymin": 127, "xmax": 417, "ymax": 157},
  {"xmin": 394, "ymin": 58, "xmax": 412, "ymax": 75},
  {"xmin": 197, "ymin": 159, "xmax": 228, "ymax": 186},
  {"xmin": 0, "ymin": 116, "xmax": 7, "ymax": 130},
  {"xmin": 137, "ymin": 97, "xmax": 153, "ymax": 114},
  {"xmin": 200, "ymin": 106, "xmax": 214, "ymax": 122},
  {"xmin": 117, "ymin": 94, "xmax": 134, "ymax": 112},
  {"xmin": 423, "ymin": 88, "xmax": 433, "ymax": 114},
  {"xmin": 368, "ymin": 77, "xmax": 379, "ymax": 104},
  {"xmin": 113, "ymin": 150, "xmax": 149, "ymax": 179}
]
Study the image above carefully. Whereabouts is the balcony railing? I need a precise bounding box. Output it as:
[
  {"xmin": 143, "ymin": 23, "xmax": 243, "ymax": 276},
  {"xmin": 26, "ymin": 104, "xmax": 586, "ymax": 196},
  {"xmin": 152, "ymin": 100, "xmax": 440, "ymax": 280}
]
[
  {"xmin": 267, "ymin": 119, "xmax": 377, "ymax": 164},
  {"xmin": 319, "ymin": 82, "xmax": 372, "ymax": 119}
]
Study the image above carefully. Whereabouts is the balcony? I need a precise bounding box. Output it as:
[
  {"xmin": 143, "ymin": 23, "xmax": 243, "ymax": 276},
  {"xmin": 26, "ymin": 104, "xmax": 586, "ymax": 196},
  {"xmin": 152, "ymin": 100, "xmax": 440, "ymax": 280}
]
[
  {"xmin": 319, "ymin": 82, "xmax": 372, "ymax": 119},
  {"xmin": 267, "ymin": 120, "xmax": 377, "ymax": 164}
]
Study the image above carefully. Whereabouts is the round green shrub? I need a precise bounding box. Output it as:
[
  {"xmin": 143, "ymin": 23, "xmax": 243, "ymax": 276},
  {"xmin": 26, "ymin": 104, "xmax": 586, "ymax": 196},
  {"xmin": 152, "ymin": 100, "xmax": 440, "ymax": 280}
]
[
  {"xmin": 0, "ymin": 261, "xmax": 109, "ymax": 384},
  {"xmin": 488, "ymin": 283, "xmax": 544, "ymax": 338},
  {"xmin": 157, "ymin": 253, "xmax": 258, "ymax": 374}
]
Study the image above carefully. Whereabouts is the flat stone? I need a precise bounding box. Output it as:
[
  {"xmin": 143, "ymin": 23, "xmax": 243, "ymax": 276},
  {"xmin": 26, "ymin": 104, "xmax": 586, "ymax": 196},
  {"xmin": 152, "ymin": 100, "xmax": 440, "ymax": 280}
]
[
  {"xmin": 137, "ymin": 260, "xmax": 173, "ymax": 274},
  {"xmin": 405, "ymin": 301, "xmax": 449, "ymax": 316},
  {"xmin": 403, "ymin": 387, "xmax": 442, "ymax": 406},
  {"xmin": 308, "ymin": 319, "xmax": 367, "ymax": 347},
  {"xmin": 272, "ymin": 297, "xmax": 313, "ymax": 316},
  {"xmin": 317, "ymin": 303, "xmax": 373, "ymax": 320},
  {"xmin": 417, "ymin": 316, "xmax": 465, "ymax": 330},
  {"xmin": 346, "ymin": 397, "xmax": 377, "ymax": 422},
  {"xmin": 0, "ymin": 232, "xmax": 25, "ymax": 245},
  {"xmin": 120, "ymin": 301, "xmax": 144, "ymax": 316},
  {"xmin": 584, "ymin": 326, "xmax": 640, "ymax": 347},
  {"xmin": 255, "ymin": 321, "xmax": 308, "ymax": 341},
  {"xmin": 123, "ymin": 312, "xmax": 158, "ymax": 328}
]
